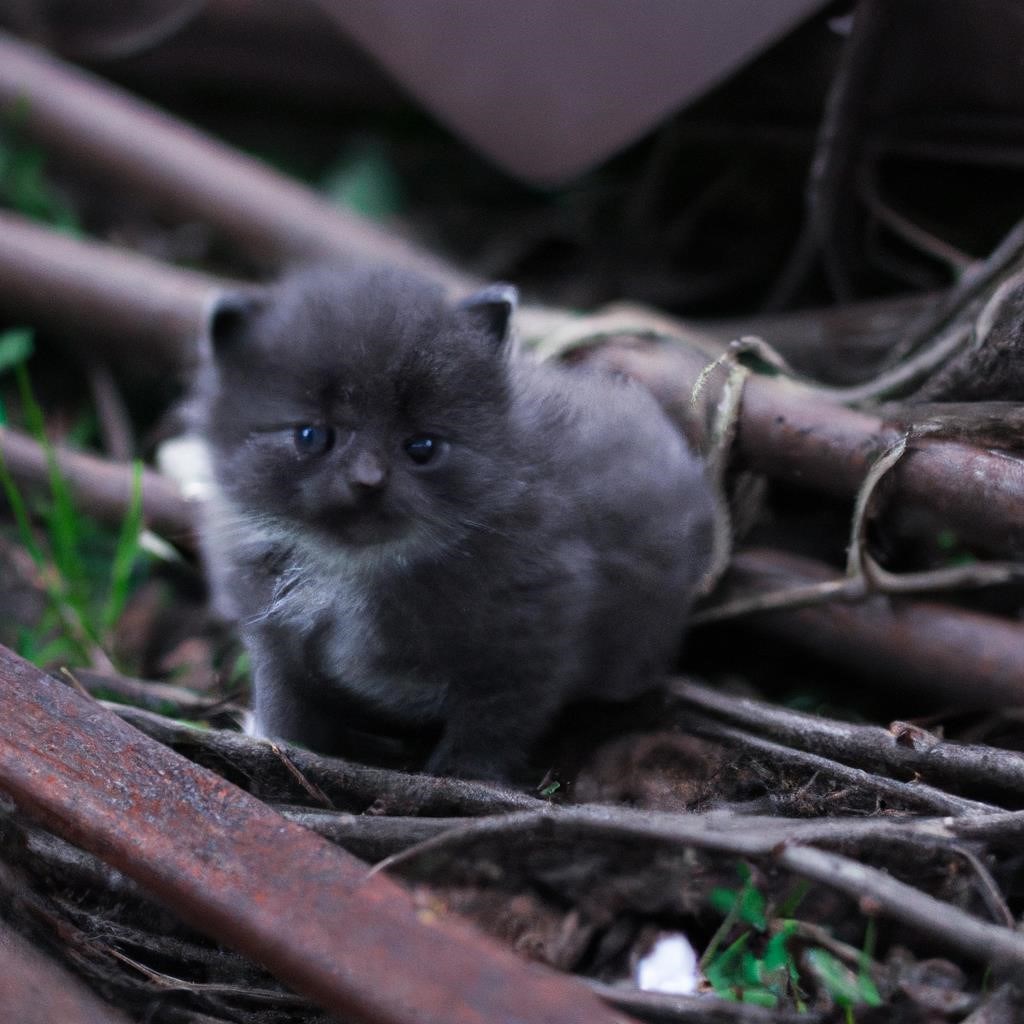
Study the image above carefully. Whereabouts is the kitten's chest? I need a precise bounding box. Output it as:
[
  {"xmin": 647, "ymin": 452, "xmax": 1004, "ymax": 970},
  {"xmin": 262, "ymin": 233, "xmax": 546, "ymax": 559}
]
[{"xmin": 277, "ymin": 568, "xmax": 448, "ymax": 723}]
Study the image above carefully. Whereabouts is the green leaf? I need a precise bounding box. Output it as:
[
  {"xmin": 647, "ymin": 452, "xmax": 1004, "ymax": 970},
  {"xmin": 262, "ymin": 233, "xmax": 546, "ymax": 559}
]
[
  {"xmin": 322, "ymin": 141, "xmax": 404, "ymax": 221},
  {"xmin": 0, "ymin": 444, "xmax": 45, "ymax": 568},
  {"xmin": 705, "ymin": 931, "xmax": 750, "ymax": 993},
  {"xmin": 738, "ymin": 880, "xmax": 767, "ymax": 930},
  {"xmin": 0, "ymin": 123, "xmax": 81, "ymax": 233},
  {"xmin": 805, "ymin": 948, "xmax": 882, "ymax": 1008},
  {"xmin": 778, "ymin": 881, "xmax": 810, "ymax": 918},
  {"xmin": 709, "ymin": 887, "xmax": 740, "ymax": 915},
  {"xmin": 15, "ymin": 363, "xmax": 91, "ymax": 627},
  {"xmin": 762, "ymin": 922, "xmax": 797, "ymax": 972},
  {"xmin": 0, "ymin": 328, "xmax": 33, "ymax": 375},
  {"xmin": 739, "ymin": 950, "xmax": 762, "ymax": 986},
  {"xmin": 27, "ymin": 635, "xmax": 80, "ymax": 668}
]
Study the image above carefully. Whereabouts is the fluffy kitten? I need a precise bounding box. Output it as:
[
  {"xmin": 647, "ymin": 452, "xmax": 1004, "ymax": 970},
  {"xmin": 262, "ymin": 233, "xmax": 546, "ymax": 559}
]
[{"xmin": 197, "ymin": 266, "xmax": 714, "ymax": 781}]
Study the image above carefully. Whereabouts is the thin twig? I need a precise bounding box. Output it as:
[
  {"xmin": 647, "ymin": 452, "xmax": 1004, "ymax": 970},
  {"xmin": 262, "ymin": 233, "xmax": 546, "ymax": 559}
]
[
  {"xmin": 111, "ymin": 704, "xmax": 541, "ymax": 817},
  {"xmin": 766, "ymin": 0, "xmax": 888, "ymax": 307},
  {"xmin": 586, "ymin": 979, "xmax": 822, "ymax": 1024},
  {"xmin": 685, "ymin": 714, "xmax": 999, "ymax": 817},
  {"xmin": 366, "ymin": 805, "xmax": 1024, "ymax": 971},
  {"xmin": 74, "ymin": 668, "xmax": 237, "ymax": 717},
  {"xmin": 265, "ymin": 741, "xmax": 334, "ymax": 809},
  {"xmin": 86, "ymin": 363, "xmax": 135, "ymax": 462},
  {"xmin": 667, "ymin": 679, "xmax": 1024, "ymax": 794},
  {"xmin": 775, "ymin": 844, "xmax": 1024, "ymax": 970},
  {"xmin": 882, "ymin": 213, "xmax": 1024, "ymax": 368}
]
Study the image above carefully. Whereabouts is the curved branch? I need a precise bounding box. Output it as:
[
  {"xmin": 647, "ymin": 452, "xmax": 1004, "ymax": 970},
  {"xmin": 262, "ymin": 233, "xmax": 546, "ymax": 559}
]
[{"xmin": 370, "ymin": 805, "xmax": 1024, "ymax": 972}]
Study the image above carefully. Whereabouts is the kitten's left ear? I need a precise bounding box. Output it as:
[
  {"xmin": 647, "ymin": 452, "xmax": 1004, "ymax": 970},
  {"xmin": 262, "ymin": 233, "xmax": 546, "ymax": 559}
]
[
  {"xmin": 203, "ymin": 288, "xmax": 265, "ymax": 358},
  {"xmin": 457, "ymin": 284, "xmax": 518, "ymax": 349}
]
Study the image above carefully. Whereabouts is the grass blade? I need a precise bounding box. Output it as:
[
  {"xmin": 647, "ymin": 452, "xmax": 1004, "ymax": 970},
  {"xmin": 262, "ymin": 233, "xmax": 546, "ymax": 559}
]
[
  {"xmin": 103, "ymin": 459, "xmax": 145, "ymax": 631},
  {"xmin": 0, "ymin": 442, "xmax": 45, "ymax": 567},
  {"xmin": 15, "ymin": 362, "xmax": 92, "ymax": 629}
]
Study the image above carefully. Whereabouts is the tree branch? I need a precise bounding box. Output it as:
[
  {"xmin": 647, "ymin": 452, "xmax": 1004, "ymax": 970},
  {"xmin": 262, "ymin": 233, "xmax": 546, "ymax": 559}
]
[
  {"xmin": 0, "ymin": 30, "xmax": 476, "ymax": 294},
  {"xmin": 696, "ymin": 548, "xmax": 1024, "ymax": 708},
  {"xmin": 0, "ymin": 423, "xmax": 194, "ymax": 543},
  {"xmin": 584, "ymin": 338, "xmax": 1024, "ymax": 555}
]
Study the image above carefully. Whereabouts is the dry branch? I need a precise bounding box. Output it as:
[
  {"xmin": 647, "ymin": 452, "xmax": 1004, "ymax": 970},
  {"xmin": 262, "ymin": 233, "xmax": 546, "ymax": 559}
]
[
  {"xmin": 72, "ymin": 667, "xmax": 236, "ymax": 718},
  {"xmin": 0, "ymin": 644, "xmax": 625, "ymax": 1024},
  {"xmin": 0, "ymin": 208, "xmax": 216, "ymax": 376},
  {"xmin": 279, "ymin": 809, "xmax": 463, "ymax": 864},
  {"xmin": 774, "ymin": 845, "xmax": 1024, "ymax": 970},
  {"xmin": 0, "ymin": 422, "xmax": 194, "ymax": 542},
  {"xmin": 668, "ymin": 679, "xmax": 1024, "ymax": 796},
  {"xmin": 767, "ymin": 0, "xmax": 887, "ymax": 307},
  {"xmin": 698, "ymin": 548, "xmax": 1024, "ymax": 707},
  {"xmin": 706, "ymin": 292, "xmax": 936, "ymax": 386},
  {"xmin": 684, "ymin": 714, "xmax": 998, "ymax": 817},
  {"xmin": 586, "ymin": 981, "xmax": 822, "ymax": 1024},
  {"xmin": 585, "ymin": 338, "xmax": 1024, "ymax": 555},
  {"xmin": 0, "ymin": 30, "xmax": 475, "ymax": 293},
  {"xmin": 370, "ymin": 805, "xmax": 1024, "ymax": 973},
  {"xmin": 112, "ymin": 703, "xmax": 541, "ymax": 817}
]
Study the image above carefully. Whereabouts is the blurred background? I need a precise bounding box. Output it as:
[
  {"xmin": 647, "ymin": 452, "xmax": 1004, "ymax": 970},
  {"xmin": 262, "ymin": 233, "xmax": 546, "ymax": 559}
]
[{"xmin": 5, "ymin": 0, "xmax": 1024, "ymax": 326}]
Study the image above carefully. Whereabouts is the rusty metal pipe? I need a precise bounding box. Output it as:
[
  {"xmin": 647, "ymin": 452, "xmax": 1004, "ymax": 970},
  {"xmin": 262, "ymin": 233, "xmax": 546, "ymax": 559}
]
[{"xmin": 0, "ymin": 645, "xmax": 631, "ymax": 1024}]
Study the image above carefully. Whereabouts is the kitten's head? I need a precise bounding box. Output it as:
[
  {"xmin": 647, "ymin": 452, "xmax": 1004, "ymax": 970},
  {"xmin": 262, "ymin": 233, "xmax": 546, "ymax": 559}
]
[{"xmin": 199, "ymin": 266, "xmax": 519, "ymax": 557}]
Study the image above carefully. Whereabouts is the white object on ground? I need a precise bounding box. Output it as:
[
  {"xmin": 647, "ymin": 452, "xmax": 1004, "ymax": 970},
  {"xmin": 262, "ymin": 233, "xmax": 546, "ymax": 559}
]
[{"xmin": 635, "ymin": 933, "xmax": 700, "ymax": 996}]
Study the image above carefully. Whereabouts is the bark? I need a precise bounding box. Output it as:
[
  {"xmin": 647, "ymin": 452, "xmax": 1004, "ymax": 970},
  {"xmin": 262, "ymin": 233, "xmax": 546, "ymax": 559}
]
[{"xmin": 585, "ymin": 338, "xmax": 1024, "ymax": 555}]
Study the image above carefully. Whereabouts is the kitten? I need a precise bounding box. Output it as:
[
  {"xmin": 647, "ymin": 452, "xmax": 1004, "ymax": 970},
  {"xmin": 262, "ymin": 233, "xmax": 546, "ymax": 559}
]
[{"xmin": 196, "ymin": 266, "xmax": 714, "ymax": 782}]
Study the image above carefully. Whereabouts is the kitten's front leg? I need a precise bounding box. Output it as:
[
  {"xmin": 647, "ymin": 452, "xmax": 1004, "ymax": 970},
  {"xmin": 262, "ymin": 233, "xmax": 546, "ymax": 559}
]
[
  {"xmin": 424, "ymin": 683, "xmax": 562, "ymax": 783},
  {"xmin": 248, "ymin": 635, "xmax": 344, "ymax": 754}
]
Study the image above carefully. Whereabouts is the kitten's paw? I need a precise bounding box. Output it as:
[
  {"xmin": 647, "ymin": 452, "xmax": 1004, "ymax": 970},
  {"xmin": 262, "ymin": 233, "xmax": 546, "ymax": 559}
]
[{"xmin": 424, "ymin": 743, "xmax": 525, "ymax": 784}]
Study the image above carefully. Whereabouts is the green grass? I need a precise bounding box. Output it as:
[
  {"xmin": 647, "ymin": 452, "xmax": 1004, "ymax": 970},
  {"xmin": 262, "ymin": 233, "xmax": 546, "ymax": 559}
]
[
  {"xmin": 0, "ymin": 330, "xmax": 148, "ymax": 669},
  {"xmin": 703, "ymin": 862, "xmax": 881, "ymax": 1017},
  {"xmin": 1, "ymin": 101, "xmax": 82, "ymax": 233},
  {"xmin": 321, "ymin": 139, "xmax": 405, "ymax": 221}
]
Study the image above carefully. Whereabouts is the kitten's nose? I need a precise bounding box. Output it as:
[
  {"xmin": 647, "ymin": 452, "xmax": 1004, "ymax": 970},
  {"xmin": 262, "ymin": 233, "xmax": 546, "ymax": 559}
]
[{"xmin": 349, "ymin": 449, "xmax": 388, "ymax": 491}]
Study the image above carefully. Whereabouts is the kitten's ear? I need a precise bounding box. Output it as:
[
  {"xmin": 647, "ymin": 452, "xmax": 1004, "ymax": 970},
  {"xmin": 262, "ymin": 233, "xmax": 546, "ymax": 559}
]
[
  {"xmin": 457, "ymin": 284, "xmax": 518, "ymax": 349},
  {"xmin": 204, "ymin": 289, "xmax": 264, "ymax": 358}
]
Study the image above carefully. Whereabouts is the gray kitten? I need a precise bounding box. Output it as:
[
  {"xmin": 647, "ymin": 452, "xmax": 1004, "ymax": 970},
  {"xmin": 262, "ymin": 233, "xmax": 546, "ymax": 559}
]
[{"xmin": 197, "ymin": 266, "xmax": 714, "ymax": 781}]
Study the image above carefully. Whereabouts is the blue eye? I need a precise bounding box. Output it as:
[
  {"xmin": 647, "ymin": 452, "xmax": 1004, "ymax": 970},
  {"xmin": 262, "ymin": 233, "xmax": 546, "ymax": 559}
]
[
  {"xmin": 294, "ymin": 424, "xmax": 335, "ymax": 455},
  {"xmin": 405, "ymin": 435, "xmax": 442, "ymax": 465}
]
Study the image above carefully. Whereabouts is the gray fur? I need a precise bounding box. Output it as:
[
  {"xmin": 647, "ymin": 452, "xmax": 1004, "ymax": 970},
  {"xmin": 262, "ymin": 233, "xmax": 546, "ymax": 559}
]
[{"xmin": 196, "ymin": 265, "xmax": 714, "ymax": 781}]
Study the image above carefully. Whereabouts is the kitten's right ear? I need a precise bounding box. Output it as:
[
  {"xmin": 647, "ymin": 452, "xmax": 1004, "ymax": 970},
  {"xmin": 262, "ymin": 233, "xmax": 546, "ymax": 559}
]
[
  {"xmin": 204, "ymin": 289, "xmax": 263, "ymax": 357},
  {"xmin": 457, "ymin": 284, "xmax": 518, "ymax": 350}
]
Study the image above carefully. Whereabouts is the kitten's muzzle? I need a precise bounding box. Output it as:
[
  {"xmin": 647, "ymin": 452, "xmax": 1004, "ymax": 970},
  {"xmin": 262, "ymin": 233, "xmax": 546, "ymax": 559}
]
[{"xmin": 349, "ymin": 449, "xmax": 388, "ymax": 491}]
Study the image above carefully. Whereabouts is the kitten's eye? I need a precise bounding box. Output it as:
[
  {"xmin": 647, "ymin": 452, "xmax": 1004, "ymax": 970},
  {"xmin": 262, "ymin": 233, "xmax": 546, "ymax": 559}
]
[
  {"xmin": 293, "ymin": 424, "xmax": 335, "ymax": 455},
  {"xmin": 404, "ymin": 435, "xmax": 444, "ymax": 466}
]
